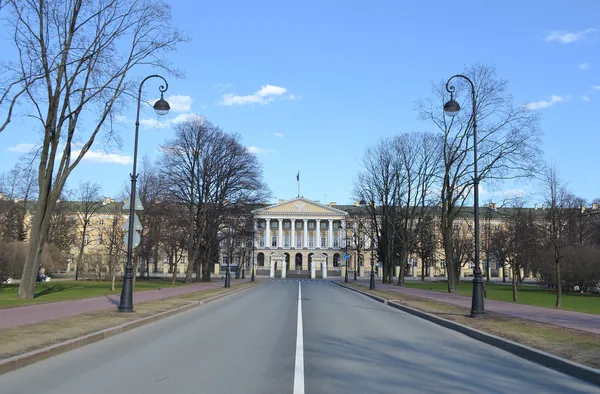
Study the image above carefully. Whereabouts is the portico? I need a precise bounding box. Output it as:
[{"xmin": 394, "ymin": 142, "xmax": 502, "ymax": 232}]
[{"xmin": 252, "ymin": 197, "xmax": 348, "ymax": 278}]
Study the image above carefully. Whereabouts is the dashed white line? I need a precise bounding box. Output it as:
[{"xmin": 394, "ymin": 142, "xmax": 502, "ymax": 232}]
[{"xmin": 293, "ymin": 281, "xmax": 305, "ymax": 394}]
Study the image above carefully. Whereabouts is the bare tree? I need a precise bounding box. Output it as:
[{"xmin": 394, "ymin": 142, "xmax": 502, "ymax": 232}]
[
  {"xmin": 0, "ymin": 0, "xmax": 185, "ymax": 299},
  {"xmin": 160, "ymin": 116, "xmax": 270, "ymax": 282},
  {"xmin": 73, "ymin": 182, "xmax": 103, "ymax": 280},
  {"xmin": 0, "ymin": 155, "xmax": 38, "ymax": 241},
  {"xmin": 537, "ymin": 164, "xmax": 579, "ymax": 307},
  {"xmin": 102, "ymin": 208, "xmax": 126, "ymax": 291},
  {"xmin": 416, "ymin": 63, "xmax": 542, "ymax": 293}
]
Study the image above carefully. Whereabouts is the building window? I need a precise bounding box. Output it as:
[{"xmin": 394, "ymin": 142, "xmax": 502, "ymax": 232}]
[
  {"xmin": 259, "ymin": 222, "xmax": 265, "ymax": 228},
  {"xmin": 271, "ymin": 221, "xmax": 277, "ymax": 229},
  {"xmin": 308, "ymin": 222, "xmax": 315, "ymax": 229},
  {"xmin": 284, "ymin": 235, "xmax": 290, "ymax": 248},
  {"xmin": 259, "ymin": 236, "xmax": 265, "ymax": 248},
  {"xmin": 296, "ymin": 222, "xmax": 302, "ymax": 229},
  {"xmin": 440, "ymin": 260, "xmax": 446, "ymax": 269},
  {"xmin": 223, "ymin": 256, "xmax": 228, "ymax": 265},
  {"xmin": 333, "ymin": 256, "xmax": 340, "ymax": 268},
  {"xmin": 309, "ymin": 236, "xmax": 314, "ymax": 248},
  {"xmin": 271, "ymin": 236, "xmax": 277, "ymax": 247},
  {"xmin": 83, "ymin": 235, "xmax": 89, "ymax": 246},
  {"xmin": 320, "ymin": 236, "xmax": 326, "ymax": 248},
  {"xmin": 97, "ymin": 234, "xmax": 103, "ymax": 244},
  {"xmin": 495, "ymin": 225, "xmax": 500, "ymax": 231},
  {"xmin": 333, "ymin": 236, "xmax": 339, "ymax": 248},
  {"xmin": 99, "ymin": 219, "xmax": 104, "ymax": 225},
  {"xmin": 284, "ymin": 222, "xmax": 290, "ymax": 229},
  {"xmin": 320, "ymin": 222, "xmax": 327, "ymax": 229},
  {"xmin": 296, "ymin": 234, "xmax": 302, "ymax": 248}
]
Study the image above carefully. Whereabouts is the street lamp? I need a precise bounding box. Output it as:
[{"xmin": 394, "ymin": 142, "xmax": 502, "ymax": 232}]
[
  {"xmin": 118, "ymin": 75, "xmax": 170, "ymax": 313},
  {"xmin": 444, "ymin": 74, "xmax": 484, "ymax": 317},
  {"xmin": 339, "ymin": 224, "xmax": 349, "ymax": 283},
  {"xmin": 369, "ymin": 235, "xmax": 376, "ymax": 290},
  {"xmin": 251, "ymin": 227, "xmax": 256, "ymax": 282},
  {"xmin": 355, "ymin": 199, "xmax": 367, "ymax": 280}
]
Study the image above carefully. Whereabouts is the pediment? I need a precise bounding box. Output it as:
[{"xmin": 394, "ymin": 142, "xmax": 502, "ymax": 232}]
[{"xmin": 252, "ymin": 197, "xmax": 348, "ymax": 217}]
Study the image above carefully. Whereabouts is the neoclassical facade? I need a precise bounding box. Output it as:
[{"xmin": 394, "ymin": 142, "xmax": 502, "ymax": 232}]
[{"xmin": 251, "ymin": 197, "xmax": 362, "ymax": 278}]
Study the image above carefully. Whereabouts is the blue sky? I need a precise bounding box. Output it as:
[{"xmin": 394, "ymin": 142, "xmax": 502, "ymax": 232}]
[{"xmin": 1, "ymin": 0, "xmax": 599, "ymax": 205}]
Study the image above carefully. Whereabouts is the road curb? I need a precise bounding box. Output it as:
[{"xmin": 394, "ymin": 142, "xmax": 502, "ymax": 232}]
[
  {"xmin": 0, "ymin": 282, "xmax": 259, "ymax": 376},
  {"xmin": 332, "ymin": 281, "xmax": 600, "ymax": 387}
]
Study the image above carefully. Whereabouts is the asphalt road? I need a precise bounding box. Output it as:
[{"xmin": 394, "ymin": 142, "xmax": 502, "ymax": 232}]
[{"xmin": 1, "ymin": 280, "xmax": 599, "ymax": 394}]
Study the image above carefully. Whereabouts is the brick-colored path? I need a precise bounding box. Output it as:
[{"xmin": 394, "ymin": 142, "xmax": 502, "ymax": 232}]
[
  {"xmin": 0, "ymin": 279, "xmax": 250, "ymax": 329},
  {"xmin": 349, "ymin": 280, "xmax": 600, "ymax": 335}
]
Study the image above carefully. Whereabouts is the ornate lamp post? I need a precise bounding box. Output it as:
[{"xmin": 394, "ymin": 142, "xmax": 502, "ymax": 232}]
[
  {"xmin": 369, "ymin": 235, "xmax": 376, "ymax": 290},
  {"xmin": 443, "ymin": 74, "xmax": 484, "ymax": 317},
  {"xmin": 251, "ymin": 227, "xmax": 256, "ymax": 282},
  {"xmin": 118, "ymin": 75, "xmax": 170, "ymax": 313}
]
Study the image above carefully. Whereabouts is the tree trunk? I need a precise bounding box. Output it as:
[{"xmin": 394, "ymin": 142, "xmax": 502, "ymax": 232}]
[
  {"xmin": 195, "ymin": 258, "xmax": 201, "ymax": 282},
  {"xmin": 442, "ymin": 227, "xmax": 457, "ymax": 293},
  {"xmin": 397, "ymin": 250, "xmax": 407, "ymax": 286},
  {"xmin": 18, "ymin": 193, "xmax": 58, "ymax": 299},
  {"xmin": 171, "ymin": 254, "xmax": 178, "ymax": 285},
  {"xmin": 111, "ymin": 274, "xmax": 116, "ymax": 292},
  {"xmin": 555, "ymin": 259, "xmax": 561, "ymax": 308},
  {"xmin": 502, "ymin": 265, "xmax": 506, "ymax": 283},
  {"xmin": 421, "ymin": 257, "xmax": 426, "ymax": 282},
  {"xmin": 75, "ymin": 232, "xmax": 86, "ymax": 281},
  {"xmin": 202, "ymin": 260, "xmax": 211, "ymax": 282},
  {"xmin": 512, "ymin": 262, "xmax": 518, "ymax": 302}
]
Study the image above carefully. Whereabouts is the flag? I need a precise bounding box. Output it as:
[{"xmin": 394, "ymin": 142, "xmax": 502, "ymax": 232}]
[{"xmin": 297, "ymin": 171, "xmax": 300, "ymax": 182}]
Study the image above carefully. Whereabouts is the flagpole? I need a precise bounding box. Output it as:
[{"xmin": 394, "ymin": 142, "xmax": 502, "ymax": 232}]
[{"xmin": 297, "ymin": 171, "xmax": 300, "ymax": 198}]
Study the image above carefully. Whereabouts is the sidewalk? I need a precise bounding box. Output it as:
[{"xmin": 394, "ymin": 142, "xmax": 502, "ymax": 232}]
[
  {"xmin": 0, "ymin": 279, "xmax": 251, "ymax": 329},
  {"xmin": 350, "ymin": 280, "xmax": 600, "ymax": 335}
]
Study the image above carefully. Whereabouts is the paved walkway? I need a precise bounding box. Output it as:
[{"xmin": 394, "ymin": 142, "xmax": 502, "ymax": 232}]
[
  {"xmin": 0, "ymin": 279, "xmax": 251, "ymax": 329},
  {"xmin": 349, "ymin": 280, "xmax": 600, "ymax": 335}
]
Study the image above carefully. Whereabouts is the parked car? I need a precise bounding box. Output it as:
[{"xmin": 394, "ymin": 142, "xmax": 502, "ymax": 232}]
[
  {"xmin": 1, "ymin": 278, "xmax": 13, "ymax": 284},
  {"xmin": 37, "ymin": 274, "xmax": 51, "ymax": 283}
]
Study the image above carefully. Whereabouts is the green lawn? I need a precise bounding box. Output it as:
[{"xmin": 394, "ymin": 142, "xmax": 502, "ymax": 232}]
[
  {"xmin": 402, "ymin": 281, "xmax": 600, "ymax": 315},
  {"xmin": 0, "ymin": 279, "xmax": 182, "ymax": 309}
]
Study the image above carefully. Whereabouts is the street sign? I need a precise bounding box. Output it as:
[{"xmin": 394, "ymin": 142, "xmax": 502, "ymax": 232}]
[
  {"xmin": 123, "ymin": 213, "xmax": 143, "ymax": 231},
  {"xmin": 123, "ymin": 231, "xmax": 141, "ymax": 249},
  {"xmin": 123, "ymin": 195, "xmax": 144, "ymax": 211},
  {"xmin": 344, "ymin": 254, "xmax": 350, "ymax": 260}
]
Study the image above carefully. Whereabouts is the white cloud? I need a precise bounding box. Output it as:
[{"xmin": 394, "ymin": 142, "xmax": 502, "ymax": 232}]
[
  {"xmin": 546, "ymin": 28, "xmax": 597, "ymax": 43},
  {"xmin": 579, "ymin": 62, "xmax": 591, "ymax": 70},
  {"xmin": 247, "ymin": 146, "xmax": 275, "ymax": 154},
  {"xmin": 72, "ymin": 149, "xmax": 133, "ymax": 165},
  {"xmin": 140, "ymin": 113, "xmax": 205, "ymax": 129},
  {"xmin": 140, "ymin": 118, "xmax": 170, "ymax": 129},
  {"xmin": 583, "ymin": 95, "xmax": 591, "ymax": 102},
  {"xmin": 524, "ymin": 95, "xmax": 566, "ymax": 110},
  {"xmin": 166, "ymin": 95, "xmax": 193, "ymax": 112},
  {"xmin": 593, "ymin": 86, "xmax": 600, "ymax": 90},
  {"xmin": 219, "ymin": 84, "xmax": 294, "ymax": 106},
  {"xmin": 7, "ymin": 143, "xmax": 36, "ymax": 153},
  {"xmin": 215, "ymin": 82, "xmax": 233, "ymax": 92},
  {"xmin": 273, "ymin": 132, "xmax": 284, "ymax": 138}
]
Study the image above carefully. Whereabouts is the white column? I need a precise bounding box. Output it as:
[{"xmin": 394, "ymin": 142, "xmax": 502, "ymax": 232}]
[
  {"xmin": 310, "ymin": 260, "xmax": 316, "ymax": 279},
  {"xmin": 303, "ymin": 219, "xmax": 308, "ymax": 248},
  {"xmin": 253, "ymin": 219, "xmax": 258, "ymax": 248},
  {"xmin": 316, "ymin": 219, "xmax": 321, "ymax": 249},
  {"xmin": 282, "ymin": 257, "xmax": 286, "ymax": 278},
  {"xmin": 270, "ymin": 260, "xmax": 275, "ymax": 278},
  {"xmin": 278, "ymin": 218, "xmax": 283, "ymax": 249},
  {"xmin": 265, "ymin": 218, "xmax": 271, "ymax": 248},
  {"xmin": 340, "ymin": 219, "xmax": 346, "ymax": 248},
  {"xmin": 328, "ymin": 219, "xmax": 333, "ymax": 249},
  {"xmin": 322, "ymin": 260, "xmax": 327, "ymax": 279},
  {"xmin": 291, "ymin": 218, "xmax": 296, "ymax": 249}
]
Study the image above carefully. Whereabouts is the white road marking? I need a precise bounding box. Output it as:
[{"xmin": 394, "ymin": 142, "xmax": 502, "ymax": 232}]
[{"xmin": 293, "ymin": 281, "xmax": 305, "ymax": 394}]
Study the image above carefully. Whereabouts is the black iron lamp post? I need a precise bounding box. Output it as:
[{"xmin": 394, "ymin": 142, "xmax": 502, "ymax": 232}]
[
  {"xmin": 369, "ymin": 236, "xmax": 376, "ymax": 290},
  {"xmin": 251, "ymin": 228, "xmax": 256, "ymax": 282},
  {"xmin": 339, "ymin": 224, "xmax": 349, "ymax": 283},
  {"xmin": 444, "ymin": 74, "xmax": 485, "ymax": 317},
  {"xmin": 118, "ymin": 75, "xmax": 170, "ymax": 313}
]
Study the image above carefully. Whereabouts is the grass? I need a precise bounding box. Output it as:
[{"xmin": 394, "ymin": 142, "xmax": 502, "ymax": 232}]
[
  {"xmin": 0, "ymin": 282, "xmax": 257, "ymax": 360},
  {"xmin": 349, "ymin": 284, "xmax": 600, "ymax": 370},
  {"xmin": 0, "ymin": 279, "xmax": 183, "ymax": 309},
  {"xmin": 402, "ymin": 281, "xmax": 600, "ymax": 315}
]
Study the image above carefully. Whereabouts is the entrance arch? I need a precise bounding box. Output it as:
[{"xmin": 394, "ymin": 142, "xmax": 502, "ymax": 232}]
[
  {"xmin": 333, "ymin": 253, "xmax": 340, "ymax": 268},
  {"xmin": 257, "ymin": 253, "xmax": 265, "ymax": 267},
  {"xmin": 295, "ymin": 253, "xmax": 303, "ymax": 270},
  {"xmin": 284, "ymin": 253, "xmax": 290, "ymax": 271}
]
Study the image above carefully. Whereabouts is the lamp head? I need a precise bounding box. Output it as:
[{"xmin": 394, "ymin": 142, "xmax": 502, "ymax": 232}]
[
  {"xmin": 443, "ymin": 95, "xmax": 461, "ymax": 117},
  {"xmin": 153, "ymin": 92, "xmax": 170, "ymax": 116}
]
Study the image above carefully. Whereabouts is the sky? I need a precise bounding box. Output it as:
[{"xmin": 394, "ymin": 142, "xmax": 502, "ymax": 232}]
[{"xmin": 1, "ymin": 0, "xmax": 599, "ymax": 206}]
